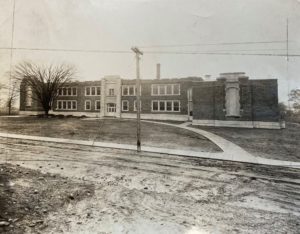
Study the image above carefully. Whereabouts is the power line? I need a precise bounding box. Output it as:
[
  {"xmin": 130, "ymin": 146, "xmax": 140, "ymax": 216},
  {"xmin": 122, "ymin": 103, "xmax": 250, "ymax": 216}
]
[
  {"xmin": 138, "ymin": 40, "xmax": 288, "ymax": 48},
  {"xmin": 1, "ymin": 47, "xmax": 300, "ymax": 57},
  {"xmin": 2, "ymin": 44, "xmax": 300, "ymax": 58},
  {"xmin": 0, "ymin": 47, "xmax": 132, "ymax": 54},
  {"xmin": 143, "ymin": 51, "xmax": 300, "ymax": 57}
]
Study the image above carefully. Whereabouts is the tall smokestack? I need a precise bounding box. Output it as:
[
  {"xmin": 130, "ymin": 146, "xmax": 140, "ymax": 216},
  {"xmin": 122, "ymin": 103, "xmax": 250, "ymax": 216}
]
[{"xmin": 156, "ymin": 63, "xmax": 161, "ymax": 80}]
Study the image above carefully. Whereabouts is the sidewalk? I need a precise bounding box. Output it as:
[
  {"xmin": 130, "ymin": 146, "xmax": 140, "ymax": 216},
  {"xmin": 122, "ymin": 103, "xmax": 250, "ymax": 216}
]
[{"xmin": 0, "ymin": 130, "xmax": 299, "ymax": 168}]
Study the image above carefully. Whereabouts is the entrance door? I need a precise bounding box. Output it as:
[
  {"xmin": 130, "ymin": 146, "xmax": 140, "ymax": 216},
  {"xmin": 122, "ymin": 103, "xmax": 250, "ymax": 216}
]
[{"xmin": 106, "ymin": 103, "xmax": 116, "ymax": 116}]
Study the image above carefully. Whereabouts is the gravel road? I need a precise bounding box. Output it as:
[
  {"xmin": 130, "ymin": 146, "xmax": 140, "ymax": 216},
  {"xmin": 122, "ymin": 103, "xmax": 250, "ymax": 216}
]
[{"xmin": 0, "ymin": 137, "xmax": 299, "ymax": 234}]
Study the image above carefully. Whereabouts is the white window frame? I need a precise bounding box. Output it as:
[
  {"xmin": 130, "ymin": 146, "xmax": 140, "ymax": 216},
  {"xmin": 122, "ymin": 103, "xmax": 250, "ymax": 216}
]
[
  {"xmin": 56, "ymin": 100, "xmax": 77, "ymax": 110},
  {"xmin": 85, "ymin": 100, "xmax": 92, "ymax": 110},
  {"xmin": 151, "ymin": 100, "xmax": 181, "ymax": 112},
  {"xmin": 108, "ymin": 88, "xmax": 115, "ymax": 96},
  {"xmin": 95, "ymin": 100, "xmax": 101, "ymax": 110},
  {"xmin": 85, "ymin": 86, "xmax": 101, "ymax": 96},
  {"xmin": 58, "ymin": 87, "xmax": 77, "ymax": 96},
  {"xmin": 122, "ymin": 85, "xmax": 137, "ymax": 96},
  {"xmin": 151, "ymin": 84, "xmax": 180, "ymax": 96},
  {"xmin": 107, "ymin": 103, "xmax": 116, "ymax": 112},
  {"xmin": 122, "ymin": 100, "xmax": 129, "ymax": 111}
]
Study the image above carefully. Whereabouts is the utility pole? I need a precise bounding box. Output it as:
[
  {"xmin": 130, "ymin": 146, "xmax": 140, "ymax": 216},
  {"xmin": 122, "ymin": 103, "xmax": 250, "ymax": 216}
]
[
  {"xmin": 131, "ymin": 47, "xmax": 143, "ymax": 152},
  {"xmin": 286, "ymin": 18, "xmax": 291, "ymax": 110}
]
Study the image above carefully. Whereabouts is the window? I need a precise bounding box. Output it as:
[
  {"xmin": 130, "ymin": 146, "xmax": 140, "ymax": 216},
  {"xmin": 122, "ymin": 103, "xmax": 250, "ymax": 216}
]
[
  {"xmin": 159, "ymin": 101, "xmax": 165, "ymax": 111},
  {"xmin": 91, "ymin": 87, "xmax": 95, "ymax": 95},
  {"xmin": 151, "ymin": 100, "xmax": 180, "ymax": 112},
  {"xmin": 151, "ymin": 84, "xmax": 180, "ymax": 96},
  {"xmin": 152, "ymin": 101, "xmax": 158, "ymax": 111},
  {"xmin": 107, "ymin": 103, "xmax": 116, "ymax": 112},
  {"xmin": 166, "ymin": 85, "xmax": 172, "ymax": 95},
  {"xmin": 173, "ymin": 101, "xmax": 180, "ymax": 111},
  {"xmin": 58, "ymin": 87, "xmax": 77, "ymax": 96},
  {"xmin": 166, "ymin": 101, "xmax": 172, "ymax": 111},
  {"xmin": 72, "ymin": 88, "xmax": 77, "ymax": 96},
  {"xmin": 95, "ymin": 100, "xmax": 101, "ymax": 110},
  {"xmin": 122, "ymin": 85, "xmax": 137, "ymax": 96},
  {"xmin": 152, "ymin": 85, "xmax": 158, "ymax": 95},
  {"xmin": 109, "ymin": 89, "xmax": 115, "ymax": 96},
  {"xmin": 173, "ymin": 84, "xmax": 180, "ymax": 95},
  {"xmin": 67, "ymin": 101, "xmax": 72, "ymax": 109},
  {"xmin": 97, "ymin": 87, "xmax": 101, "ymax": 95},
  {"xmin": 85, "ymin": 100, "xmax": 91, "ymax": 110},
  {"xmin": 67, "ymin": 88, "xmax": 72, "ymax": 96},
  {"xmin": 85, "ymin": 86, "xmax": 101, "ymax": 96},
  {"xmin": 129, "ymin": 86, "xmax": 134, "ymax": 95},
  {"xmin": 159, "ymin": 86, "xmax": 165, "ymax": 95},
  {"xmin": 86, "ymin": 87, "xmax": 90, "ymax": 96},
  {"xmin": 72, "ymin": 101, "xmax": 77, "ymax": 110},
  {"xmin": 122, "ymin": 100, "xmax": 129, "ymax": 111},
  {"xmin": 134, "ymin": 100, "xmax": 141, "ymax": 111},
  {"xmin": 123, "ymin": 87, "xmax": 128, "ymax": 96},
  {"xmin": 56, "ymin": 100, "xmax": 77, "ymax": 110}
]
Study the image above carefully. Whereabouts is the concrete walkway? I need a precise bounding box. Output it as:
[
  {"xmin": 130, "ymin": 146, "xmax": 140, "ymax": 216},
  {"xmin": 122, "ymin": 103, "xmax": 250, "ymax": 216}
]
[
  {"xmin": 143, "ymin": 120, "xmax": 300, "ymax": 168},
  {"xmin": 0, "ymin": 120, "xmax": 299, "ymax": 168}
]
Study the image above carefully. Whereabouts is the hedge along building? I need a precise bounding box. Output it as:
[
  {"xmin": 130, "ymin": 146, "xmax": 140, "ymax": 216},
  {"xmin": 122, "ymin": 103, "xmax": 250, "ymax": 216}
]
[{"xmin": 19, "ymin": 72, "xmax": 284, "ymax": 129}]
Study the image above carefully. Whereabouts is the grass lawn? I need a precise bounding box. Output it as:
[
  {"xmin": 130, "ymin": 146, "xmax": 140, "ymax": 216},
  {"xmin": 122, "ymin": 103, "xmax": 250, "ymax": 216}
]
[
  {"xmin": 192, "ymin": 122, "xmax": 300, "ymax": 162},
  {"xmin": 0, "ymin": 116, "xmax": 220, "ymax": 152}
]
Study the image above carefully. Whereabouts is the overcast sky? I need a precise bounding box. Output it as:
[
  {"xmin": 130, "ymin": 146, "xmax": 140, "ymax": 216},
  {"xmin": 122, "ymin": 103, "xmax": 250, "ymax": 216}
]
[{"xmin": 0, "ymin": 0, "xmax": 300, "ymax": 102}]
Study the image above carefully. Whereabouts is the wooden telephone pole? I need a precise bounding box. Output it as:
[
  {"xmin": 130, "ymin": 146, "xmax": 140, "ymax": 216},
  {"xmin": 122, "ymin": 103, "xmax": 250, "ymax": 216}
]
[{"xmin": 131, "ymin": 47, "xmax": 143, "ymax": 152}]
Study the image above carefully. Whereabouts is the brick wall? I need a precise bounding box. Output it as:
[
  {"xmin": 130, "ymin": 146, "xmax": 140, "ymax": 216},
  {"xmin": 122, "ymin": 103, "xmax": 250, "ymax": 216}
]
[
  {"xmin": 53, "ymin": 81, "xmax": 102, "ymax": 113},
  {"xmin": 192, "ymin": 79, "xmax": 280, "ymax": 122},
  {"xmin": 121, "ymin": 78, "xmax": 199, "ymax": 115}
]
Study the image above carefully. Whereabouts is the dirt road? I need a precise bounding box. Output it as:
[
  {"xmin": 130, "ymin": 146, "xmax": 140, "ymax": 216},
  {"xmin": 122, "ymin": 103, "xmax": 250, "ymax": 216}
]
[{"xmin": 0, "ymin": 137, "xmax": 299, "ymax": 234}]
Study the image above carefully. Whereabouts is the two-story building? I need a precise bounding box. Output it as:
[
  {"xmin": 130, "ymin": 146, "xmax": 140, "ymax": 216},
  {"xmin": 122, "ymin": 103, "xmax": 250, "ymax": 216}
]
[{"xmin": 19, "ymin": 72, "xmax": 284, "ymax": 129}]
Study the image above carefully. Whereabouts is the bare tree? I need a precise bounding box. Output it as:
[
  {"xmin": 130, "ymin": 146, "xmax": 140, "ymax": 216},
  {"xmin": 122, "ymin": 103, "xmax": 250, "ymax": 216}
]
[
  {"xmin": 288, "ymin": 89, "xmax": 300, "ymax": 113},
  {"xmin": 13, "ymin": 61, "xmax": 75, "ymax": 116},
  {"xmin": 6, "ymin": 80, "xmax": 19, "ymax": 115}
]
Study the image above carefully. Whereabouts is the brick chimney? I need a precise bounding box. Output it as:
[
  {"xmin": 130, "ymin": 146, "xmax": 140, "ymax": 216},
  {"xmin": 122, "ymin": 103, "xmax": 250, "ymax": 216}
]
[{"xmin": 156, "ymin": 63, "xmax": 161, "ymax": 80}]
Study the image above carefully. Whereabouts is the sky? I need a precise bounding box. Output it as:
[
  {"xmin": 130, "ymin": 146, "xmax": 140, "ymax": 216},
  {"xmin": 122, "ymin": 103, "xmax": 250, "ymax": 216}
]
[{"xmin": 0, "ymin": 0, "xmax": 300, "ymax": 103}]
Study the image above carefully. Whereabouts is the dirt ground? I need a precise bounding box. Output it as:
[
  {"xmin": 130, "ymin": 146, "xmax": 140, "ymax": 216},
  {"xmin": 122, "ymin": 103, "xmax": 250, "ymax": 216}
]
[
  {"xmin": 0, "ymin": 117, "xmax": 220, "ymax": 153},
  {"xmin": 192, "ymin": 122, "xmax": 300, "ymax": 162},
  {"xmin": 0, "ymin": 163, "xmax": 94, "ymax": 234},
  {"xmin": 0, "ymin": 137, "xmax": 299, "ymax": 234}
]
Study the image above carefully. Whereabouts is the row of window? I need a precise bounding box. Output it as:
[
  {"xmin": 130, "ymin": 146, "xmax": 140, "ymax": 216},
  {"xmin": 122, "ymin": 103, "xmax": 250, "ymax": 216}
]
[
  {"xmin": 56, "ymin": 100, "xmax": 101, "ymax": 110},
  {"xmin": 152, "ymin": 100, "xmax": 180, "ymax": 112},
  {"xmin": 122, "ymin": 100, "xmax": 140, "ymax": 111},
  {"xmin": 56, "ymin": 100, "xmax": 181, "ymax": 112},
  {"xmin": 58, "ymin": 87, "xmax": 101, "ymax": 96},
  {"xmin": 85, "ymin": 86, "xmax": 101, "ymax": 96},
  {"xmin": 58, "ymin": 87, "xmax": 77, "ymax": 96},
  {"xmin": 152, "ymin": 84, "xmax": 180, "ymax": 96},
  {"xmin": 121, "ymin": 100, "xmax": 181, "ymax": 112},
  {"xmin": 57, "ymin": 100, "xmax": 77, "ymax": 110},
  {"xmin": 122, "ymin": 84, "xmax": 181, "ymax": 96},
  {"xmin": 85, "ymin": 100, "xmax": 101, "ymax": 110},
  {"xmin": 58, "ymin": 84, "xmax": 180, "ymax": 97},
  {"xmin": 122, "ymin": 85, "xmax": 137, "ymax": 96}
]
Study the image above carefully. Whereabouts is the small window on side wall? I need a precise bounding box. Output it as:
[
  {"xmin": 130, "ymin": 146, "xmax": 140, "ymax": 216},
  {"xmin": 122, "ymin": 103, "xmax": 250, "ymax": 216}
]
[
  {"xmin": 122, "ymin": 100, "xmax": 129, "ymax": 111},
  {"xmin": 85, "ymin": 100, "xmax": 91, "ymax": 110},
  {"xmin": 95, "ymin": 100, "xmax": 101, "ymax": 110}
]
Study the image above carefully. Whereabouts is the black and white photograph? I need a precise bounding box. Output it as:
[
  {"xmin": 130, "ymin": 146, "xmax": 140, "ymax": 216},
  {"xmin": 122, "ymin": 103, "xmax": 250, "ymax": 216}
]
[{"xmin": 0, "ymin": 0, "xmax": 300, "ymax": 233}]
